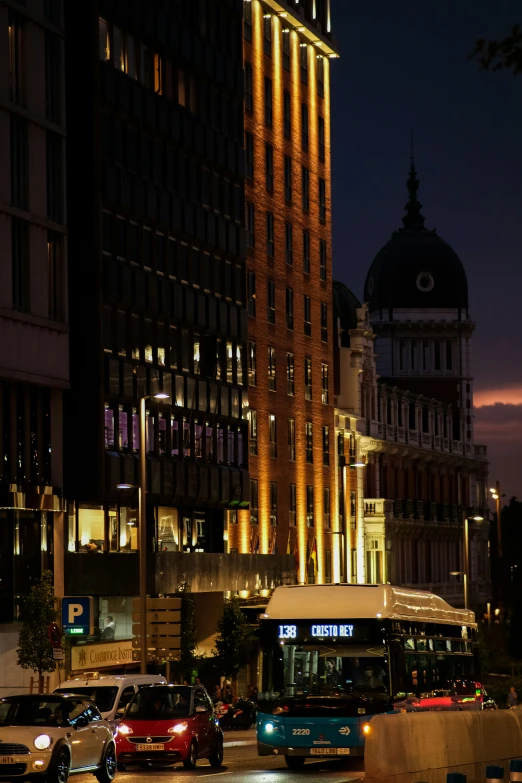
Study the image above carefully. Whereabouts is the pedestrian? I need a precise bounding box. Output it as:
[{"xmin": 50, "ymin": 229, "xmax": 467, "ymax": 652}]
[{"xmin": 507, "ymin": 686, "xmax": 518, "ymax": 709}]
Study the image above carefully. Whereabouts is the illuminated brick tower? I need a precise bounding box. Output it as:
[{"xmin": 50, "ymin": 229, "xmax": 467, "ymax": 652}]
[{"xmin": 232, "ymin": 0, "xmax": 339, "ymax": 584}]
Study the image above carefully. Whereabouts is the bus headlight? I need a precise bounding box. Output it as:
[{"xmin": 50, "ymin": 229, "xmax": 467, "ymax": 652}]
[
  {"xmin": 265, "ymin": 722, "xmax": 275, "ymax": 733},
  {"xmin": 363, "ymin": 723, "xmax": 371, "ymax": 735}
]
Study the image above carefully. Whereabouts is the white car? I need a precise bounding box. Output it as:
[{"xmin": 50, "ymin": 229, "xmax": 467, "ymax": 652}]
[{"xmin": 0, "ymin": 694, "xmax": 116, "ymax": 783}]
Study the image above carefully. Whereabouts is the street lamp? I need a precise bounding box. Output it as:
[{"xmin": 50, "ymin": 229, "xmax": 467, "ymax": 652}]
[
  {"xmin": 117, "ymin": 392, "xmax": 169, "ymax": 674},
  {"xmin": 489, "ymin": 482, "xmax": 502, "ymax": 558},
  {"xmin": 461, "ymin": 512, "xmax": 484, "ymax": 610}
]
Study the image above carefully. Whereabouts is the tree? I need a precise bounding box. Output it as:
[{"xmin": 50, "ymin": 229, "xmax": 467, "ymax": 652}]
[
  {"xmin": 469, "ymin": 24, "xmax": 522, "ymax": 75},
  {"xmin": 17, "ymin": 571, "xmax": 58, "ymax": 693},
  {"xmin": 176, "ymin": 581, "xmax": 199, "ymax": 681},
  {"xmin": 213, "ymin": 598, "xmax": 249, "ymax": 688}
]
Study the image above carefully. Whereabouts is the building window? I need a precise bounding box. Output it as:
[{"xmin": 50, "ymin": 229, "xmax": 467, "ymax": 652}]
[
  {"xmin": 104, "ymin": 404, "xmax": 115, "ymax": 447},
  {"xmin": 302, "ymin": 167, "xmax": 310, "ymax": 212},
  {"xmin": 264, "ymin": 76, "xmax": 272, "ymax": 126},
  {"xmin": 245, "ymin": 132, "xmax": 254, "ymax": 180},
  {"xmin": 268, "ymin": 346, "xmax": 276, "ymax": 391},
  {"xmin": 423, "ymin": 339, "xmax": 430, "ymax": 370},
  {"xmin": 283, "ymin": 90, "xmax": 291, "ymax": 138},
  {"xmin": 8, "ymin": 11, "xmax": 23, "ymax": 104},
  {"xmin": 244, "ymin": 0, "xmax": 252, "ymax": 41},
  {"xmin": 284, "ymin": 156, "xmax": 292, "ymax": 201},
  {"xmin": 434, "ymin": 340, "xmax": 441, "ymax": 371},
  {"xmin": 289, "ymin": 484, "xmax": 296, "ymax": 526},
  {"xmin": 320, "ymin": 239, "xmax": 327, "ymax": 281},
  {"xmin": 12, "ymin": 217, "xmax": 29, "ymax": 312},
  {"xmin": 303, "ymin": 230, "xmax": 311, "ymax": 274},
  {"xmin": 269, "ymin": 414, "xmax": 277, "ymax": 458},
  {"xmin": 270, "ymin": 482, "xmax": 277, "ymax": 526},
  {"xmin": 282, "ymin": 27, "xmax": 290, "ymax": 70},
  {"xmin": 250, "ymin": 479, "xmax": 258, "ymax": 524},
  {"xmin": 248, "ymin": 341, "xmax": 256, "ymax": 386},
  {"xmin": 47, "ymin": 132, "xmax": 64, "ymax": 222},
  {"xmin": 99, "ymin": 16, "xmax": 110, "ymax": 60},
  {"xmin": 265, "ymin": 143, "xmax": 274, "ymax": 191},
  {"xmin": 317, "ymin": 55, "xmax": 325, "ymax": 97},
  {"xmin": 304, "ymin": 295, "xmax": 311, "ymax": 336},
  {"xmin": 45, "ymin": 31, "xmax": 62, "ymax": 123},
  {"xmin": 285, "ymin": 222, "xmax": 293, "ymax": 266},
  {"xmin": 305, "ymin": 357, "xmax": 312, "ymax": 400},
  {"xmin": 300, "ymin": 43, "xmax": 308, "ymax": 84},
  {"xmin": 287, "ymin": 353, "xmax": 295, "ymax": 396},
  {"xmin": 301, "ymin": 103, "xmax": 309, "ymax": 151},
  {"xmin": 319, "ymin": 177, "xmax": 326, "ymax": 221},
  {"xmin": 249, "ymin": 409, "xmax": 257, "ymax": 455},
  {"xmin": 446, "ymin": 340, "xmax": 453, "ymax": 370},
  {"xmin": 321, "ymin": 363, "xmax": 329, "ymax": 404},
  {"xmin": 263, "ymin": 13, "xmax": 272, "ymax": 56},
  {"xmin": 410, "ymin": 339, "xmax": 417, "ymax": 370},
  {"xmin": 245, "ymin": 61, "xmax": 253, "ymax": 111},
  {"xmin": 323, "ymin": 426, "xmax": 330, "ymax": 466},
  {"xmin": 286, "ymin": 287, "xmax": 294, "ymax": 330},
  {"xmin": 320, "ymin": 302, "xmax": 328, "ymax": 342},
  {"xmin": 288, "ymin": 418, "xmax": 296, "ymax": 461},
  {"xmin": 324, "ymin": 487, "xmax": 331, "ymax": 529},
  {"xmin": 226, "ymin": 341, "xmax": 233, "ymax": 383},
  {"xmin": 247, "ymin": 271, "xmax": 256, "ymax": 316},
  {"xmin": 399, "ymin": 339, "xmax": 406, "ymax": 371},
  {"xmin": 47, "ymin": 232, "xmax": 61, "ymax": 320},
  {"xmin": 10, "ymin": 115, "xmax": 28, "ymax": 209},
  {"xmin": 246, "ymin": 201, "xmax": 255, "ymax": 248},
  {"xmin": 318, "ymin": 116, "xmax": 325, "ymax": 161},
  {"xmin": 266, "ymin": 212, "xmax": 275, "ymax": 257},
  {"xmin": 306, "ymin": 421, "xmax": 313, "ymax": 463},
  {"xmin": 306, "ymin": 485, "xmax": 314, "ymax": 527},
  {"xmin": 265, "ymin": 279, "xmax": 276, "ymax": 325}
]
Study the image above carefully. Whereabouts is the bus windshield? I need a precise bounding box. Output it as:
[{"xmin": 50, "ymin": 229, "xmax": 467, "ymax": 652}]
[{"xmin": 282, "ymin": 645, "xmax": 389, "ymax": 697}]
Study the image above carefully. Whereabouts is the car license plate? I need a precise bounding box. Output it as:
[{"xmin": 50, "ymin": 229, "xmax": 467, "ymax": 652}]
[
  {"xmin": 0, "ymin": 757, "xmax": 16, "ymax": 764},
  {"xmin": 136, "ymin": 743, "xmax": 164, "ymax": 751}
]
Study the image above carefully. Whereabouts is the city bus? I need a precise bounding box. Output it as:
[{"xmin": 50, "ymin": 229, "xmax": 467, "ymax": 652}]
[{"xmin": 256, "ymin": 584, "xmax": 481, "ymax": 768}]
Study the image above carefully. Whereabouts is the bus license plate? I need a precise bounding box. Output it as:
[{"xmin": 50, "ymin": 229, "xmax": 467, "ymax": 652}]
[
  {"xmin": 311, "ymin": 748, "xmax": 347, "ymax": 755},
  {"xmin": 1, "ymin": 758, "xmax": 16, "ymax": 764},
  {"xmin": 136, "ymin": 743, "xmax": 164, "ymax": 751}
]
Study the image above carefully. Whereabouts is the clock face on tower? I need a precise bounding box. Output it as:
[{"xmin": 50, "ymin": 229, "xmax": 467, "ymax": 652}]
[{"xmin": 416, "ymin": 271, "xmax": 435, "ymax": 292}]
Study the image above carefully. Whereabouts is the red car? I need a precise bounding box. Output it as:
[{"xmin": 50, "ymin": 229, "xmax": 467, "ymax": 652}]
[{"xmin": 116, "ymin": 684, "xmax": 223, "ymax": 770}]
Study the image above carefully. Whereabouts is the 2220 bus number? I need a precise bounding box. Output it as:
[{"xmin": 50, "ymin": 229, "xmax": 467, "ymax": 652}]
[{"xmin": 292, "ymin": 728, "xmax": 310, "ymax": 735}]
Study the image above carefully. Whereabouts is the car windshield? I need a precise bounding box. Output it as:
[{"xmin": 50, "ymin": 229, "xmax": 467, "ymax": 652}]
[
  {"xmin": 0, "ymin": 697, "xmax": 76, "ymax": 727},
  {"xmin": 55, "ymin": 686, "xmax": 118, "ymax": 713},
  {"xmin": 125, "ymin": 686, "xmax": 191, "ymax": 720}
]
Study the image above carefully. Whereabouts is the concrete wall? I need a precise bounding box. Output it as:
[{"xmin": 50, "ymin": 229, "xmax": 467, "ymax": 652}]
[{"xmin": 365, "ymin": 710, "xmax": 522, "ymax": 783}]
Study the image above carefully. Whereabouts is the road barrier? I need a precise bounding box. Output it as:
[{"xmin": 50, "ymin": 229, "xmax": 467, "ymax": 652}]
[{"xmin": 364, "ymin": 710, "xmax": 522, "ymax": 783}]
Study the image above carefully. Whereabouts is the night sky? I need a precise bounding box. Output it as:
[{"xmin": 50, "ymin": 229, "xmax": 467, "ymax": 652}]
[{"xmin": 330, "ymin": 0, "xmax": 522, "ymax": 502}]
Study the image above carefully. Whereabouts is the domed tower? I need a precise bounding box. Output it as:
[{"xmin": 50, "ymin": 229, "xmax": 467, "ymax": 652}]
[{"xmin": 364, "ymin": 161, "xmax": 474, "ymax": 444}]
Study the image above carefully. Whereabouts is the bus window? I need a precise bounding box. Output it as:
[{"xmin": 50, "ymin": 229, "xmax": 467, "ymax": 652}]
[{"xmin": 404, "ymin": 638, "xmax": 415, "ymax": 650}]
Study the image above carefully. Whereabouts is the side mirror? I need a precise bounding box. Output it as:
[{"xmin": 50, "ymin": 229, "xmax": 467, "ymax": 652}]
[
  {"xmin": 75, "ymin": 715, "xmax": 89, "ymax": 728},
  {"xmin": 195, "ymin": 705, "xmax": 208, "ymax": 713},
  {"xmin": 116, "ymin": 707, "xmax": 126, "ymax": 718}
]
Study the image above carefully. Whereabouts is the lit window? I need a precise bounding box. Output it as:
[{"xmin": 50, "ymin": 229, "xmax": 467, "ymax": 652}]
[
  {"xmin": 248, "ymin": 341, "xmax": 256, "ymax": 386},
  {"xmin": 305, "ymin": 358, "xmax": 312, "ymax": 400},
  {"xmin": 158, "ymin": 346, "xmax": 165, "ymax": 366},
  {"xmin": 144, "ymin": 344, "xmax": 153, "ymax": 363},
  {"xmin": 306, "ymin": 421, "xmax": 313, "ymax": 463},
  {"xmin": 118, "ymin": 407, "xmax": 128, "ymax": 449},
  {"xmin": 236, "ymin": 345, "xmax": 243, "ymax": 385},
  {"xmin": 287, "ymin": 353, "xmax": 294, "ymax": 396},
  {"xmin": 321, "ymin": 363, "xmax": 329, "ymax": 404},
  {"xmin": 269, "ymin": 414, "xmax": 277, "ymax": 459},
  {"xmin": 99, "ymin": 17, "xmax": 110, "ymax": 61},
  {"xmin": 268, "ymin": 346, "xmax": 276, "ymax": 391},
  {"xmin": 104, "ymin": 404, "xmax": 114, "ymax": 448},
  {"xmin": 226, "ymin": 341, "xmax": 233, "ymax": 383},
  {"xmin": 194, "ymin": 341, "xmax": 200, "ymax": 374},
  {"xmin": 323, "ymin": 426, "xmax": 330, "ymax": 466},
  {"xmin": 171, "ymin": 418, "xmax": 179, "ymax": 456},
  {"xmin": 249, "ymin": 409, "xmax": 257, "ymax": 456}
]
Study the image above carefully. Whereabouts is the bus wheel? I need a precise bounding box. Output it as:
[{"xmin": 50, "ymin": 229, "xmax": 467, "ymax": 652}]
[{"xmin": 285, "ymin": 756, "xmax": 306, "ymax": 769}]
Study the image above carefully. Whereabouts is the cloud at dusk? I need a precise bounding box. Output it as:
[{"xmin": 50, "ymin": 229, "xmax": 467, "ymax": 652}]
[{"xmin": 474, "ymin": 403, "xmax": 522, "ymax": 500}]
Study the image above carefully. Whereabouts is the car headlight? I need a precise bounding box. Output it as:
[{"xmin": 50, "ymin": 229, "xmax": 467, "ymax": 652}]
[
  {"xmin": 34, "ymin": 734, "xmax": 53, "ymax": 750},
  {"xmin": 168, "ymin": 723, "xmax": 188, "ymax": 734},
  {"xmin": 117, "ymin": 724, "xmax": 133, "ymax": 735}
]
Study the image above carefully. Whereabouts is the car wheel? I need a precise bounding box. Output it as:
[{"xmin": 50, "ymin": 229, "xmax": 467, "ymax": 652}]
[
  {"xmin": 183, "ymin": 739, "xmax": 198, "ymax": 769},
  {"xmin": 95, "ymin": 742, "xmax": 117, "ymax": 783},
  {"xmin": 285, "ymin": 755, "xmax": 306, "ymax": 769},
  {"xmin": 48, "ymin": 747, "xmax": 70, "ymax": 783},
  {"xmin": 208, "ymin": 736, "xmax": 224, "ymax": 768}
]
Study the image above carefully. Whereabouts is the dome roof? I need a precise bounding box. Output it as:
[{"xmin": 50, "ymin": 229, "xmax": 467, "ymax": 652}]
[
  {"xmin": 364, "ymin": 163, "xmax": 468, "ymax": 312},
  {"xmin": 333, "ymin": 281, "xmax": 361, "ymax": 347}
]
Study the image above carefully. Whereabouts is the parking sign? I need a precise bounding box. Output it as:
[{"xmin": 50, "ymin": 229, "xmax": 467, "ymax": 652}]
[{"xmin": 61, "ymin": 596, "xmax": 94, "ymax": 636}]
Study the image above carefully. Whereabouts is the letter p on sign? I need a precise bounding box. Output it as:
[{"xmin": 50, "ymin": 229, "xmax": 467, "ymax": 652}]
[{"xmin": 68, "ymin": 604, "xmax": 84, "ymax": 623}]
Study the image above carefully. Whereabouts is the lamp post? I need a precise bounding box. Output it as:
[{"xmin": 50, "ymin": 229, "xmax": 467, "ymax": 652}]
[
  {"xmin": 117, "ymin": 392, "xmax": 169, "ymax": 675},
  {"xmin": 489, "ymin": 482, "xmax": 502, "ymax": 558},
  {"xmin": 458, "ymin": 511, "xmax": 484, "ymax": 610}
]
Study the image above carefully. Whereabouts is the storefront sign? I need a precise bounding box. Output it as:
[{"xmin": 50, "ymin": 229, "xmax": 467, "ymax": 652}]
[{"xmin": 71, "ymin": 639, "xmax": 135, "ymax": 671}]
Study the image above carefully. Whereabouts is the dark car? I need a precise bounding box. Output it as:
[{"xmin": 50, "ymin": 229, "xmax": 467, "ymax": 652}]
[{"xmin": 116, "ymin": 685, "xmax": 223, "ymax": 770}]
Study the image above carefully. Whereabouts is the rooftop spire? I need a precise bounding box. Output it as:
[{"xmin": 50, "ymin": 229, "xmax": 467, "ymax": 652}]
[{"xmin": 402, "ymin": 135, "xmax": 425, "ymax": 229}]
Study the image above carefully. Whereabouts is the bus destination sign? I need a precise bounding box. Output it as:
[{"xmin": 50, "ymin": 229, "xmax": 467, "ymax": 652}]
[{"xmin": 278, "ymin": 623, "xmax": 357, "ymax": 641}]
